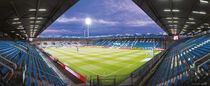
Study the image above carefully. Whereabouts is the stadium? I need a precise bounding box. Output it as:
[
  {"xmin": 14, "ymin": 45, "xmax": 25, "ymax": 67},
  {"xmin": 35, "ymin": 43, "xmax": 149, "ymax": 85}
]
[{"xmin": 0, "ymin": 0, "xmax": 209, "ymax": 86}]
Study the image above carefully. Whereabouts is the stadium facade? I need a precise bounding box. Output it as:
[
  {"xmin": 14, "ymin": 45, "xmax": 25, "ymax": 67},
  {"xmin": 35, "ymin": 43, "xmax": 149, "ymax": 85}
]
[{"xmin": 0, "ymin": 0, "xmax": 209, "ymax": 86}]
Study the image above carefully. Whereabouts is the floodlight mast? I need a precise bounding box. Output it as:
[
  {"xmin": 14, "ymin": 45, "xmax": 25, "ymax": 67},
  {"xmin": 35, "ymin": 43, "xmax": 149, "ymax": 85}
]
[{"xmin": 85, "ymin": 18, "xmax": 91, "ymax": 38}]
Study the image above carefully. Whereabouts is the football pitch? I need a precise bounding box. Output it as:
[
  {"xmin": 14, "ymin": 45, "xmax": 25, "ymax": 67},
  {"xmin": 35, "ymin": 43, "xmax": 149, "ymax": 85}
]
[{"xmin": 43, "ymin": 47, "xmax": 159, "ymax": 83}]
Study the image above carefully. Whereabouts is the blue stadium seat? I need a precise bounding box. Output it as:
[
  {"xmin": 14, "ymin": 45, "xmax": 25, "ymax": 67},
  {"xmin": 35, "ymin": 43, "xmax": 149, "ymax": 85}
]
[{"xmin": 146, "ymin": 35, "xmax": 209, "ymax": 85}]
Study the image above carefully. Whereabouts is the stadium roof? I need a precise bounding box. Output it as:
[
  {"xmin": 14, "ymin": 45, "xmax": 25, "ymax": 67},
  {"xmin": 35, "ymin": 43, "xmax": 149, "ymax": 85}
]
[
  {"xmin": 0, "ymin": 0, "xmax": 78, "ymax": 39},
  {"xmin": 133, "ymin": 0, "xmax": 210, "ymax": 36}
]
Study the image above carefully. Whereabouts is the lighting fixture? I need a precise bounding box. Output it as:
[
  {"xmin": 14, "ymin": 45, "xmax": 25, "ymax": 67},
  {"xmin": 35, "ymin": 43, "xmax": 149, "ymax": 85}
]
[
  {"xmin": 200, "ymin": 0, "xmax": 208, "ymax": 3},
  {"xmin": 13, "ymin": 18, "xmax": 19, "ymax": 20},
  {"xmin": 192, "ymin": 11, "xmax": 206, "ymax": 14}
]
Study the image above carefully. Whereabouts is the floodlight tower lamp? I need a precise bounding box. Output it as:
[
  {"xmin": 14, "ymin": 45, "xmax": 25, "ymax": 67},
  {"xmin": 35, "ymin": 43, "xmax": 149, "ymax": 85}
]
[
  {"xmin": 85, "ymin": 18, "xmax": 92, "ymax": 38},
  {"xmin": 85, "ymin": 18, "xmax": 92, "ymax": 25}
]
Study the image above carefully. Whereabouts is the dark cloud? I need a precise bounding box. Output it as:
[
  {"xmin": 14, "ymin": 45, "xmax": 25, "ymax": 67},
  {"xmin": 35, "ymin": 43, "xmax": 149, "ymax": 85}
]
[{"xmin": 39, "ymin": 0, "xmax": 165, "ymax": 37}]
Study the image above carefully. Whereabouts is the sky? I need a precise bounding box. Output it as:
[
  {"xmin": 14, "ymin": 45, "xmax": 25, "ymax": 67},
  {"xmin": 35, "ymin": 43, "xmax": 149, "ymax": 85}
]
[{"xmin": 38, "ymin": 0, "xmax": 165, "ymax": 37}]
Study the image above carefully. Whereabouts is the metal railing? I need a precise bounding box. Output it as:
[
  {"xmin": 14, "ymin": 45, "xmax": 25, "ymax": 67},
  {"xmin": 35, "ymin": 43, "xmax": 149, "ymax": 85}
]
[
  {"xmin": 156, "ymin": 53, "xmax": 209, "ymax": 86},
  {"xmin": 0, "ymin": 55, "xmax": 17, "ymax": 82},
  {"xmin": 194, "ymin": 53, "xmax": 210, "ymax": 69}
]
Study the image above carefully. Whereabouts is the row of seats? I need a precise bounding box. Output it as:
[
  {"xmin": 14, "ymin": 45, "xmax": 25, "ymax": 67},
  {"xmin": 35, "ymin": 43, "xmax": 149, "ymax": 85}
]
[
  {"xmin": 146, "ymin": 35, "xmax": 209, "ymax": 86},
  {"xmin": 93, "ymin": 39, "xmax": 161, "ymax": 49},
  {"xmin": 0, "ymin": 41, "xmax": 66, "ymax": 86}
]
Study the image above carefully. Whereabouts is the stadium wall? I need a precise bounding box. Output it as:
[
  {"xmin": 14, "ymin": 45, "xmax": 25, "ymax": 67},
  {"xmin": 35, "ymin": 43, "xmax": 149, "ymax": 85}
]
[{"xmin": 32, "ymin": 37, "xmax": 175, "ymax": 49}]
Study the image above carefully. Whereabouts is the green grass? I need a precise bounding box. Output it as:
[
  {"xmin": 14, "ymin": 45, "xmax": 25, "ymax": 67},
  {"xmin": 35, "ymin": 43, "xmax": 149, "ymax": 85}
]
[{"xmin": 43, "ymin": 47, "xmax": 159, "ymax": 84}]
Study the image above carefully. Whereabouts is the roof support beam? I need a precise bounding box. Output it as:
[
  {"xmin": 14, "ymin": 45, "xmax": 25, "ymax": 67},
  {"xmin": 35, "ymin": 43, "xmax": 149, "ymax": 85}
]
[
  {"xmin": 10, "ymin": 0, "xmax": 26, "ymax": 39},
  {"xmin": 31, "ymin": 0, "xmax": 41, "ymax": 38}
]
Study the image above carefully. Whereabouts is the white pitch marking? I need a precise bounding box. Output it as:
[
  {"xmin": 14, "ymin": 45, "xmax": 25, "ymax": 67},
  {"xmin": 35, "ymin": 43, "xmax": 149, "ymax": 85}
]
[
  {"xmin": 102, "ymin": 55, "xmax": 111, "ymax": 57},
  {"xmin": 141, "ymin": 58, "xmax": 152, "ymax": 62},
  {"xmin": 85, "ymin": 58, "xmax": 97, "ymax": 60},
  {"xmin": 69, "ymin": 59, "xmax": 81, "ymax": 63},
  {"xmin": 76, "ymin": 55, "xmax": 85, "ymax": 57},
  {"xmin": 103, "ymin": 61, "xmax": 118, "ymax": 64},
  {"xmin": 56, "ymin": 56, "xmax": 71, "ymax": 59},
  {"xmin": 117, "ymin": 57, "xmax": 130, "ymax": 60},
  {"xmin": 128, "ymin": 55, "xmax": 138, "ymax": 57},
  {"xmin": 88, "ymin": 53, "xmax": 99, "ymax": 55}
]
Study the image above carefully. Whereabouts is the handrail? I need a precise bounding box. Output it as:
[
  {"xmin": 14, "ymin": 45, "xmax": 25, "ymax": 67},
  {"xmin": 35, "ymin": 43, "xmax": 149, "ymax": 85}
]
[
  {"xmin": 22, "ymin": 61, "xmax": 65, "ymax": 85},
  {"xmin": 0, "ymin": 55, "xmax": 17, "ymax": 73},
  {"xmin": 157, "ymin": 69, "xmax": 189, "ymax": 86},
  {"xmin": 157, "ymin": 53, "xmax": 209, "ymax": 85},
  {"xmin": 194, "ymin": 53, "xmax": 210, "ymax": 69},
  {"xmin": 39, "ymin": 68, "xmax": 61, "ymax": 79},
  {"xmin": 9, "ymin": 44, "xmax": 28, "ymax": 54},
  {"xmin": 0, "ymin": 55, "xmax": 17, "ymax": 82}
]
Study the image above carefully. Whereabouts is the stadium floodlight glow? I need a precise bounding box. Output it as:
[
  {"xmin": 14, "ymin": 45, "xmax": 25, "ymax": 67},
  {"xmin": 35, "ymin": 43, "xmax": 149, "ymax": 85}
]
[
  {"xmin": 170, "ymin": 29, "xmax": 177, "ymax": 34},
  {"xmin": 168, "ymin": 21, "xmax": 173, "ymax": 23},
  {"xmin": 184, "ymin": 25, "xmax": 189, "ymax": 27},
  {"xmin": 29, "ymin": 17, "xmax": 35, "ymax": 19},
  {"xmin": 20, "ymin": 30, "xmax": 26, "ymax": 33},
  {"xmin": 168, "ymin": 21, "xmax": 178, "ymax": 23},
  {"xmin": 192, "ymin": 11, "xmax": 206, "ymax": 14},
  {"xmin": 166, "ymin": 17, "xmax": 179, "ymax": 20},
  {"xmin": 29, "ymin": 9, "xmax": 47, "ymax": 12},
  {"xmin": 200, "ymin": 0, "xmax": 208, "ymax": 3},
  {"xmin": 186, "ymin": 22, "xmax": 196, "ymax": 24},
  {"xmin": 31, "ymin": 26, "xmax": 39, "ymax": 28},
  {"xmin": 20, "ymin": 30, "xmax": 24, "ymax": 33},
  {"xmin": 173, "ymin": 24, "xmax": 178, "ymax": 27},
  {"xmin": 30, "ymin": 25, "xmax": 39, "ymax": 27},
  {"xmin": 85, "ymin": 18, "xmax": 92, "ymax": 38},
  {"xmin": 173, "ymin": 17, "xmax": 179, "ymax": 19},
  {"xmin": 33, "ymin": 29, "xmax": 38, "ymax": 32},
  {"xmin": 172, "ymin": 9, "xmax": 180, "ymax": 12},
  {"xmin": 12, "ymin": 21, "xmax": 21, "ymax": 24},
  {"xmin": 29, "ymin": 17, "xmax": 43, "ymax": 20},
  {"xmin": 30, "ymin": 21, "xmax": 41, "ymax": 23},
  {"xmin": 17, "ymin": 27, "xmax": 24, "ymax": 29},
  {"xmin": 174, "ymin": 21, "xmax": 178, "ymax": 23},
  {"xmin": 189, "ymin": 18, "xmax": 195, "ymax": 20},
  {"xmin": 85, "ymin": 18, "xmax": 92, "ymax": 25},
  {"xmin": 163, "ymin": 9, "xmax": 180, "ymax": 12},
  {"xmin": 13, "ymin": 18, "xmax": 19, "ymax": 20},
  {"xmin": 166, "ymin": 17, "xmax": 172, "ymax": 19},
  {"xmin": 169, "ymin": 24, "xmax": 177, "ymax": 27},
  {"xmin": 11, "ymin": 31, "xmax": 15, "ymax": 33},
  {"xmin": 37, "ymin": 17, "xmax": 43, "ymax": 19},
  {"xmin": 30, "ymin": 21, "xmax": 34, "ymax": 23},
  {"xmin": 38, "ymin": 9, "xmax": 47, "ymax": 11},
  {"xmin": 197, "ymin": 27, "xmax": 201, "ymax": 29},
  {"xmin": 18, "ymin": 25, "xmax": 23, "ymax": 27},
  {"xmin": 36, "ymin": 21, "xmax": 41, "ymax": 23},
  {"xmin": 25, "ymin": 34, "xmax": 28, "ymax": 37},
  {"xmin": 29, "ymin": 9, "xmax": 36, "ymax": 11},
  {"xmin": 163, "ymin": 9, "xmax": 171, "ymax": 12},
  {"xmin": 204, "ymin": 23, "xmax": 209, "ymax": 25}
]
